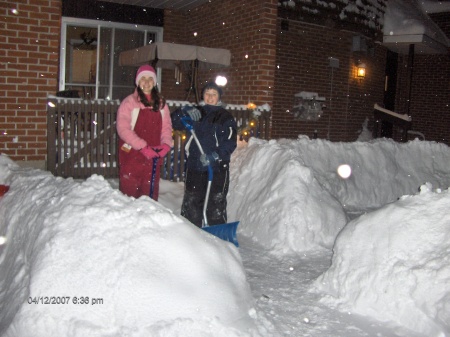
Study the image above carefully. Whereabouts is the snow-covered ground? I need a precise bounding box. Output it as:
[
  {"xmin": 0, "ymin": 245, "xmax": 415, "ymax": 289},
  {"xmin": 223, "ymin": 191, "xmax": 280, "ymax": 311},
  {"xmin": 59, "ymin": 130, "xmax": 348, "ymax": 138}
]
[{"xmin": 1, "ymin": 135, "xmax": 450, "ymax": 337}]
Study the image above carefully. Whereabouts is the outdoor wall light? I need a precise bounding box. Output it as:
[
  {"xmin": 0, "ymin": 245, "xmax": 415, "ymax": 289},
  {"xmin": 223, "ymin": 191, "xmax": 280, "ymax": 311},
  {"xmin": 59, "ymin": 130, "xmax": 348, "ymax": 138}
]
[{"xmin": 357, "ymin": 63, "xmax": 366, "ymax": 78}]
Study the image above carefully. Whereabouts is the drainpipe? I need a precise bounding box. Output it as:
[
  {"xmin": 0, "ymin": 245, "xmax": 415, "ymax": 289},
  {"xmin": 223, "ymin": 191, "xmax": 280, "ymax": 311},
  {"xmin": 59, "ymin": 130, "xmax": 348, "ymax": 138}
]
[{"xmin": 405, "ymin": 44, "xmax": 414, "ymax": 116}]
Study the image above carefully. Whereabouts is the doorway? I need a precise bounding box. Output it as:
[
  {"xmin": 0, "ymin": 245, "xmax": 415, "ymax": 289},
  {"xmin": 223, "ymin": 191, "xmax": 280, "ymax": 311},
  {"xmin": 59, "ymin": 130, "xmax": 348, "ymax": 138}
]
[{"xmin": 381, "ymin": 49, "xmax": 399, "ymax": 137}]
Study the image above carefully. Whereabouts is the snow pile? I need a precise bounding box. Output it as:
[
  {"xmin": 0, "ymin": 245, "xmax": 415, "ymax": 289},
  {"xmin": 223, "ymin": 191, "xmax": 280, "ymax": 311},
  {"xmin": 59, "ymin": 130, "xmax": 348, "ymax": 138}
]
[
  {"xmin": 314, "ymin": 183, "xmax": 450, "ymax": 337},
  {"xmin": 290, "ymin": 137, "xmax": 450, "ymax": 211},
  {"xmin": 229, "ymin": 137, "xmax": 450, "ymax": 255},
  {"xmin": 2, "ymin": 135, "xmax": 450, "ymax": 337},
  {"xmin": 356, "ymin": 117, "xmax": 373, "ymax": 142},
  {"xmin": 228, "ymin": 138, "xmax": 347, "ymax": 256},
  {"xmin": 0, "ymin": 155, "xmax": 258, "ymax": 337}
]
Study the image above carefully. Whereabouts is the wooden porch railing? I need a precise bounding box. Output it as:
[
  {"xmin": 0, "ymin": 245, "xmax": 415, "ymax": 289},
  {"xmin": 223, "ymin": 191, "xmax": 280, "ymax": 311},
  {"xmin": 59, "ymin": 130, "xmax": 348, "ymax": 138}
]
[
  {"xmin": 47, "ymin": 97, "xmax": 271, "ymax": 181},
  {"xmin": 47, "ymin": 97, "xmax": 120, "ymax": 179},
  {"xmin": 372, "ymin": 104, "xmax": 412, "ymax": 142}
]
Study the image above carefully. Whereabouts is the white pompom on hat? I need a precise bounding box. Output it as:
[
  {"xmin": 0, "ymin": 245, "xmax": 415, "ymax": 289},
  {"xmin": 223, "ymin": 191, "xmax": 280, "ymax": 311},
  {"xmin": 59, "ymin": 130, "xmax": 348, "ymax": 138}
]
[{"xmin": 135, "ymin": 64, "xmax": 157, "ymax": 86}]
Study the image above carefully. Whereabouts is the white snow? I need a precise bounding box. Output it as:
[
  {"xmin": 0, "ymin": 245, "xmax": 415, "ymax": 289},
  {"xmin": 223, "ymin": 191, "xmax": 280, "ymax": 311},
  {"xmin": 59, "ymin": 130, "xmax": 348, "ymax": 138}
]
[
  {"xmin": 314, "ymin": 182, "xmax": 450, "ymax": 337},
  {"xmin": 1, "ymin": 135, "xmax": 450, "ymax": 337}
]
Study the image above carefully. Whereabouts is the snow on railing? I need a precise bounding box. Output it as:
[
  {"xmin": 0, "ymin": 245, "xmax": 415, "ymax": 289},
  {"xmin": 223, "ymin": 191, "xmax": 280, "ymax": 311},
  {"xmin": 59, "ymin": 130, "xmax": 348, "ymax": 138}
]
[
  {"xmin": 374, "ymin": 103, "xmax": 412, "ymax": 122},
  {"xmin": 373, "ymin": 103, "xmax": 412, "ymax": 143},
  {"xmin": 165, "ymin": 100, "xmax": 272, "ymax": 113}
]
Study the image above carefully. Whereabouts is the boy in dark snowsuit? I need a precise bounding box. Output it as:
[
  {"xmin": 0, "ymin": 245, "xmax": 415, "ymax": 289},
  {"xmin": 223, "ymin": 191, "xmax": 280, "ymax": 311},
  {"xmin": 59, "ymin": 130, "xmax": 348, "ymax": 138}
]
[{"xmin": 171, "ymin": 82, "xmax": 237, "ymax": 227}]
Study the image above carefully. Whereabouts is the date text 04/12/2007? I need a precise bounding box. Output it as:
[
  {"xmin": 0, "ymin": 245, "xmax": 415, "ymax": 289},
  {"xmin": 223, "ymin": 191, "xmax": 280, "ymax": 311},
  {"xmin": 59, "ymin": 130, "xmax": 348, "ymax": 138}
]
[{"xmin": 27, "ymin": 296, "xmax": 104, "ymax": 305}]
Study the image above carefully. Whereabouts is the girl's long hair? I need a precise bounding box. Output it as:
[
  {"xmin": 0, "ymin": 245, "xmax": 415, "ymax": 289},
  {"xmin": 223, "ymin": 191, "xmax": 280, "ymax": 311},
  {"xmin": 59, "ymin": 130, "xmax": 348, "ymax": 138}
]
[{"xmin": 137, "ymin": 86, "xmax": 166, "ymax": 111}]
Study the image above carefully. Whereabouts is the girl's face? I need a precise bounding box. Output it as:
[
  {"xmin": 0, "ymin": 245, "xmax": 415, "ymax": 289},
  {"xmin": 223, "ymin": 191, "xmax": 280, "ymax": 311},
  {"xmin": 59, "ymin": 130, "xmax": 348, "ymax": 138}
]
[
  {"xmin": 203, "ymin": 89, "xmax": 219, "ymax": 105},
  {"xmin": 139, "ymin": 76, "xmax": 155, "ymax": 94}
]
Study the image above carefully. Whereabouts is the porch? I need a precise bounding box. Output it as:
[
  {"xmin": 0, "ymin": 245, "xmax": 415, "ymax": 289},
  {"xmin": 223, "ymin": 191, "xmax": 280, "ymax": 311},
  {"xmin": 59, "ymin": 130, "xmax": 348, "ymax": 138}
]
[{"xmin": 47, "ymin": 97, "xmax": 271, "ymax": 181}]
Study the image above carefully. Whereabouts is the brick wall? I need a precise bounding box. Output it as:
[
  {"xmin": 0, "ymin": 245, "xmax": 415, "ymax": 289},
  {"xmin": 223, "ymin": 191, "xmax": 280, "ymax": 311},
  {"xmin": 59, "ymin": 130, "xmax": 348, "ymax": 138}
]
[
  {"xmin": 163, "ymin": 3, "xmax": 448, "ymax": 145},
  {"xmin": 160, "ymin": 9, "xmax": 191, "ymax": 101},
  {"xmin": 0, "ymin": 0, "xmax": 61, "ymax": 168},
  {"xmin": 400, "ymin": 53, "xmax": 450, "ymax": 143},
  {"xmin": 394, "ymin": 12, "xmax": 450, "ymax": 144},
  {"xmin": 162, "ymin": 1, "xmax": 389, "ymax": 142},
  {"xmin": 162, "ymin": 0, "xmax": 278, "ymax": 109},
  {"xmin": 272, "ymin": 19, "xmax": 386, "ymax": 141}
]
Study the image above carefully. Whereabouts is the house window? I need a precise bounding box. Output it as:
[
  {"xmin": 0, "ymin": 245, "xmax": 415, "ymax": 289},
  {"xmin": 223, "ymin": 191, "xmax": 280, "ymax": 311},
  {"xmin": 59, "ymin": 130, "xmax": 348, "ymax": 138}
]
[{"xmin": 60, "ymin": 17, "xmax": 163, "ymax": 100}]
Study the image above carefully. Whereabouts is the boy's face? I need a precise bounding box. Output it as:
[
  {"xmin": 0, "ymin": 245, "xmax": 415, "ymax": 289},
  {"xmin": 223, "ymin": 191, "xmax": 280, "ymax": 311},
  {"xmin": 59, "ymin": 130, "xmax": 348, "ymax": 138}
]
[{"xmin": 203, "ymin": 89, "xmax": 219, "ymax": 105}]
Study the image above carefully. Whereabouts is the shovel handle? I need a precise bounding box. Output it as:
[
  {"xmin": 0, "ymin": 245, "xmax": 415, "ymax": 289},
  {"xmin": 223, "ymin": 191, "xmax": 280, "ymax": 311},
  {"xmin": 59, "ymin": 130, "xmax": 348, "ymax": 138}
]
[
  {"xmin": 149, "ymin": 157, "xmax": 159, "ymax": 199},
  {"xmin": 182, "ymin": 116, "xmax": 213, "ymax": 227},
  {"xmin": 181, "ymin": 116, "xmax": 194, "ymax": 131}
]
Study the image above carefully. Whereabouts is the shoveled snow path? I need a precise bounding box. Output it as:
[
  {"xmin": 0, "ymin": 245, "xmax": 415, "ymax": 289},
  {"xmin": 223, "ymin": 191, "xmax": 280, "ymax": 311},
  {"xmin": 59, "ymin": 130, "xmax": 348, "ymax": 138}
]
[
  {"xmin": 137, "ymin": 179, "xmax": 423, "ymax": 337},
  {"xmin": 238, "ymin": 236, "xmax": 416, "ymax": 337}
]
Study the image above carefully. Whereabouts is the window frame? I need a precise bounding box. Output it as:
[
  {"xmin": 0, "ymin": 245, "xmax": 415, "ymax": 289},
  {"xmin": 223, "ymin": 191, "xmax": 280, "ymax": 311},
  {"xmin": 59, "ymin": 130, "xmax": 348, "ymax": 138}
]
[{"xmin": 60, "ymin": 17, "xmax": 163, "ymax": 100}]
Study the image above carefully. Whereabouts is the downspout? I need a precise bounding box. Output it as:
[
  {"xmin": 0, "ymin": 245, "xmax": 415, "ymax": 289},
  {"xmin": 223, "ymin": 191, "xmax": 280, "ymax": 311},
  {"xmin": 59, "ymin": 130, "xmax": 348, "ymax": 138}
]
[{"xmin": 405, "ymin": 44, "xmax": 415, "ymax": 116}]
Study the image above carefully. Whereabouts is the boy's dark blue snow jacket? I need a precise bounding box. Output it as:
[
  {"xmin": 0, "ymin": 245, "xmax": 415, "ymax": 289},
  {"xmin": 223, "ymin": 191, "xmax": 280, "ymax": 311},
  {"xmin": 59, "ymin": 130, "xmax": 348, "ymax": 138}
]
[{"xmin": 171, "ymin": 103, "xmax": 237, "ymax": 172}]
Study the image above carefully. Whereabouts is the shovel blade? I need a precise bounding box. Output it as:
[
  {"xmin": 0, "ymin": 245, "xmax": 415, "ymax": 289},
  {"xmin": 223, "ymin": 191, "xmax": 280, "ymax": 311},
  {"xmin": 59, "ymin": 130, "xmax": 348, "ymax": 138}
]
[{"xmin": 202, "ymin": 221, "xmax": 239, "ymax": 247}]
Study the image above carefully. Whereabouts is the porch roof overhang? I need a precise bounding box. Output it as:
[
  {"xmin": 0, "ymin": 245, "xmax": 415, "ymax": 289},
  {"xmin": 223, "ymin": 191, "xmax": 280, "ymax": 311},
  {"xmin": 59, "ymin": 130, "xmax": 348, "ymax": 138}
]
[
  {"xmin": 382, "ymin": 0, "xmax": 450, "ymax": 55},
  {"xmin": 383, "ymin": 33, "xmax": 449, "ymax": 54}
]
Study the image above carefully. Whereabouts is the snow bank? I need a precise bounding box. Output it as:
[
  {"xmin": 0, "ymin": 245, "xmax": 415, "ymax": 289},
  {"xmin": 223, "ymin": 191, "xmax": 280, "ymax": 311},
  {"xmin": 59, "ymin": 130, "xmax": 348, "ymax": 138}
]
[
  {"xmin": 229, "ymin": 138, "xmax": 450, "ymax": 255},
  {"xmin": 313, "ymin": 183, "xmax": 450, "ymax": 337},
  {"xmin": 0, "ymin": 156, "xmax": 258, "ymax": 337},
  {"xmin": 289, "ymin": 137, "xmax": 450, "ymax": 212},
  {"xmin": 228, "ymin": 138, "xmax": 347, "ymax": 256}
]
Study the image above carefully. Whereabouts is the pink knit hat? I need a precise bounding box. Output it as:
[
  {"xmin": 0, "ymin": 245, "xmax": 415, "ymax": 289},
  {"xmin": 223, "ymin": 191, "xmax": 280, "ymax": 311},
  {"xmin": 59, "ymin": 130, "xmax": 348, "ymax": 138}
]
[{"xmin": 135, "ymin": 65, "xmax": 157, "ymax": 86}]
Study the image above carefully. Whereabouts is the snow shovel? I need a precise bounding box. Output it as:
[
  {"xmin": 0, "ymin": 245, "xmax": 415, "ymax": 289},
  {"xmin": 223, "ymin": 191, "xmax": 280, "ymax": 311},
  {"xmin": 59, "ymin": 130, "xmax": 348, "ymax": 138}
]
[{"xmin": 181, "ymin": 117, "xmax": 239, "ymax": 247}]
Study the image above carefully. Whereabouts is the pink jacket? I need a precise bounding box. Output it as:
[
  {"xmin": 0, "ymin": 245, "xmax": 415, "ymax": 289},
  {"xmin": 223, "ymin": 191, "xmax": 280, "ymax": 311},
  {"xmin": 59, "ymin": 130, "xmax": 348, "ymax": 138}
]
[{"xmin": 116, "ymin": 90, "xmax": 173, "ymax": 150}]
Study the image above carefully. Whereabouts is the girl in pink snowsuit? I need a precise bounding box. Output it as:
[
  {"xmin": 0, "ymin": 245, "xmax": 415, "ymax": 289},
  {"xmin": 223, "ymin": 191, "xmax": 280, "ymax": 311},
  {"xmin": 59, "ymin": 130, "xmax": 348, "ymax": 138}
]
[{"xmin": 116, "ymin": 65, "xmax": 173, "ymax": 200}]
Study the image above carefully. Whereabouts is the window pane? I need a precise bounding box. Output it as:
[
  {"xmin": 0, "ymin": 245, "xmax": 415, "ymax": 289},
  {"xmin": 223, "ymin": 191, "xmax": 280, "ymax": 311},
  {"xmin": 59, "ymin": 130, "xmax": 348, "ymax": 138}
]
[
  {"xmin": 112, "ymin": 29, "xmax": 147, "ymax": 100},
  {"xmin": 61, "ymin": 18, "xmax": 162, "ymax": 100},
  {"xmin": 65, "ymin": 25, "xmax": 98, "ymax": 99},
  {"xmin": 97, "ymin": 27, "xmax": 112, "ymax": 100}
]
